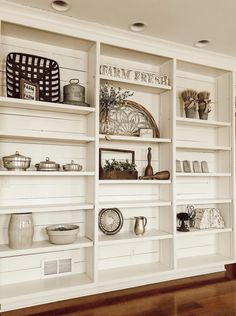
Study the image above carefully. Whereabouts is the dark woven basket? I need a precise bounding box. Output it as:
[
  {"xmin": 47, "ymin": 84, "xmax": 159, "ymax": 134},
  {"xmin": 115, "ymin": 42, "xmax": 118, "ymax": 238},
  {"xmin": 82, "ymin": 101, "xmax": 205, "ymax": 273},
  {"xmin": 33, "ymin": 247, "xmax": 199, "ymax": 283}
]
[{"xmin": 6, "ymin": 52, "xmax": 60, "ymax": 102}]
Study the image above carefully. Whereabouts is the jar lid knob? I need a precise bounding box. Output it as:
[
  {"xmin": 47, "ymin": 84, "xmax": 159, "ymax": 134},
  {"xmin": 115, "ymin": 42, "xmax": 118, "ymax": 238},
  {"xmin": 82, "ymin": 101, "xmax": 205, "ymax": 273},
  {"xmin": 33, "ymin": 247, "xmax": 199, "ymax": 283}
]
[{"xmin": 69, "ymin": 79, "xmax": 80, "ymax": 85}]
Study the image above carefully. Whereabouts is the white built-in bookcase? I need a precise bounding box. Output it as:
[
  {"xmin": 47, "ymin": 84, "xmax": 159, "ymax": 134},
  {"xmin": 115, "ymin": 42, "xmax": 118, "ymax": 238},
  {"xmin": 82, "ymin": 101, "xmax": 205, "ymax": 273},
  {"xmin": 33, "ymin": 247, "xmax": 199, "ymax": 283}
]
[
  {"xmin": 0, "ymin": 17, "xmax": 235, "ymax": 312},
  {"xmin": 175, "ymin": 60, "xmax": 235, "ymax": 271}
]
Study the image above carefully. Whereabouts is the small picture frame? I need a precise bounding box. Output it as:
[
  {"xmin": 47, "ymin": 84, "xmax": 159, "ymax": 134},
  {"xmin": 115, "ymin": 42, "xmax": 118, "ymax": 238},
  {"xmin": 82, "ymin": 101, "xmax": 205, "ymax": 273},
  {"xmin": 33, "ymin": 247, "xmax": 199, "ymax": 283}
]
[
  {"xmin": 183, "ymin": 160, "xmax": 192, "ymax": 173},
  {"xmin": 201, "ymin": 161, "xmax": 209, "ymax": 173},
  {"xmin": 139, "ymin": 128, "xmax": 154, "ymax": 138},
  {"xmin": 176, "ymin": 160, "xmax": 182, "ymax": 173},
  {"xmin": 193, "ymin": 161, "xmax": 201, "ymax": 173},
  {"xmin": 20, "ymin": 79, "xmax": 39, "ymax": 101}
]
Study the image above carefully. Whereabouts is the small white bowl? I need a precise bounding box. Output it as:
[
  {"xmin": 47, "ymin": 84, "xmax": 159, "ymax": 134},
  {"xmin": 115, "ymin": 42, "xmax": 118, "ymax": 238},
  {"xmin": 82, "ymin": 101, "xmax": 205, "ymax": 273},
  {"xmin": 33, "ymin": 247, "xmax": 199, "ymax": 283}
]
[{"xmin": 46, "ymin": 224, "xmax": 79, "ymax": 245}]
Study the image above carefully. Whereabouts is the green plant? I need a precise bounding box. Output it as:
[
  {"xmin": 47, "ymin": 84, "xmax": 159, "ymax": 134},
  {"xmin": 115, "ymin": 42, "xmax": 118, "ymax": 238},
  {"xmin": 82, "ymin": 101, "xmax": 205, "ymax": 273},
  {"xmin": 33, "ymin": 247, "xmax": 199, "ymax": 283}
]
[
  {"xmin": 103, "ymin": 159, "xmax": 137, "ymax": 172},
  {"xmin": 100, "ymin": 82, "xmax": 134, "ymax": 114}
]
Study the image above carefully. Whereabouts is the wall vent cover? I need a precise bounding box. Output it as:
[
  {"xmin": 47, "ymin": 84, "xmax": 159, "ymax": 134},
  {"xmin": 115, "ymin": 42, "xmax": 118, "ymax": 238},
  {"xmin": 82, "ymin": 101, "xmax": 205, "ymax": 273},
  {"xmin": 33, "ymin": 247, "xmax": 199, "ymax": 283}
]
[
  {"xmin": 44, "ymin": 260, "xmax": 57, "ymax": 276},
  {"xmin": 59, "ymin": 258, "xmax": 72, "ymax": 274},
  {"xmin": 42, "ymin": 258, "xmax": 72, "ymax": 278}
]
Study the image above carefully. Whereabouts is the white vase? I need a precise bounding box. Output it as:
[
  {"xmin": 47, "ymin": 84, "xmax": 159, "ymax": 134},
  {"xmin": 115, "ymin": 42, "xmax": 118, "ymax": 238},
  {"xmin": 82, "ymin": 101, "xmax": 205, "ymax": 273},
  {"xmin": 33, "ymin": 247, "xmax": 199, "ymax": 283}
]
[{"xmin": 8, "ymin": 213, "xmax": 34, "ymax": 249}]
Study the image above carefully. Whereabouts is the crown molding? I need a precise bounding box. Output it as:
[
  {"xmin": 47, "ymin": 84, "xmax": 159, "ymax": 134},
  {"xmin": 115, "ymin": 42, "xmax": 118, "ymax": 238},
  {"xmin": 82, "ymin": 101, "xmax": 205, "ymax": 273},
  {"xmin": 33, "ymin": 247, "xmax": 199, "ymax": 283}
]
[{"xmin": 1, "ymin": 0, "xmax": 236, "ymax": 71}]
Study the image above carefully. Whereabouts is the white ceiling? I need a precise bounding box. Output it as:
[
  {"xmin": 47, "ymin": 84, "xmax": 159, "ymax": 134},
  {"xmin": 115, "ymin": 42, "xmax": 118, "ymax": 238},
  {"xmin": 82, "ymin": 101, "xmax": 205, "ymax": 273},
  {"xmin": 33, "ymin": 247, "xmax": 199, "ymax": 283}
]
[{"xmin": 6, "ymin": 0, "xmax": 236, "ymax": 57}]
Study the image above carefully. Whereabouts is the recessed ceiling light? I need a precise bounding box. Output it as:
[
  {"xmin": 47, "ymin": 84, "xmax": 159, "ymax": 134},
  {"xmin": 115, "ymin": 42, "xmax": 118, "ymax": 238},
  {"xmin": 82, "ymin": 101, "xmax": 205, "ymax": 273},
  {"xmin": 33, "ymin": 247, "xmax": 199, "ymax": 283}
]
[
  {"xmin": 51, "ymin": 0, "xmax": 70, "ymax": 12},
  {"xmin": 129, "ymin": 22, "xmax": 147, "ymax": 32},
  {"xmin": 194, "ymin": 40, "xmax": 210, "ymax": 48}
]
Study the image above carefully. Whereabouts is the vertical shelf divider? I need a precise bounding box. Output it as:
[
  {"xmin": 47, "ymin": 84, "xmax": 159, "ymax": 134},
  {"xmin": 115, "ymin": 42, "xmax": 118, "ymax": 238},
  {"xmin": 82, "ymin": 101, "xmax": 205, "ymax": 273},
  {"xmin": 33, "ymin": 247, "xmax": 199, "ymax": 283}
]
[{"xmin": 171, "ymin": 58, "xmax": 177, "ymax": 270}]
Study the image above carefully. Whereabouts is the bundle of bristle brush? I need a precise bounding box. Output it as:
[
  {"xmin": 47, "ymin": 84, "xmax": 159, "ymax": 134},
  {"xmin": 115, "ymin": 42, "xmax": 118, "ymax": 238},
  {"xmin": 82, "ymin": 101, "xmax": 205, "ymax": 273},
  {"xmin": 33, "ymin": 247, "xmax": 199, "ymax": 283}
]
[
  {"xmin": 181, "ymin": 90, "xmax": 198, "ymax": 109},
  {"xmin": 197, "ymin": 91, "xmax": 212, "ymax": 113},
  {"xmin": 181, "ymin": 90, "xmax": 212, "ymax": 119}
]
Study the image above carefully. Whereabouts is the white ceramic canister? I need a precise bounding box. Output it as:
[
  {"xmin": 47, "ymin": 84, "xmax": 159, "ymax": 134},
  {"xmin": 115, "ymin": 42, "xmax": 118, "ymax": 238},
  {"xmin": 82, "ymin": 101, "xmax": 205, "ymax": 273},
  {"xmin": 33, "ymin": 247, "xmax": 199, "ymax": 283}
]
[{"xmin": 8, "ymin": 213, "xmax": 34, "ymax": 249}]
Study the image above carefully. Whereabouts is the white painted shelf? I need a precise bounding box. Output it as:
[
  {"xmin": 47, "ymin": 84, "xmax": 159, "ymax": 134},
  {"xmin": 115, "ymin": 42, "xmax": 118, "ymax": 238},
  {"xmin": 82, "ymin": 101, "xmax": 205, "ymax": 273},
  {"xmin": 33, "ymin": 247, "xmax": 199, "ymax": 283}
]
[
  {"xmin": 176, "ymin": 198, "xmax": 232, "ymax": 206},
  {"xmin": 0, "ymin": 236, "xmax": 93, "ymax": 258},
  {"xmin": 0, "ymin": 97, "xmax": 95, "ymax": 115},
  {"xmin": 176, "ymin": 227, "xmax": 232, "ymax": 236},
  {"xmin": 176, "ymin": 117, "xmax": 231, "ymax": 128},
  {"xmin": 0, "ymin": 130, "xmax": 95, "ymax": 144},
  {"xmin": 99, "ymin": 180, "xmax": 171, "ymax": 184},
  {"xmin": 176, "ymin": 143, "xmax": 231, "ymax": 151},
  {"xmin": 99, "ymin": 229, "xmax": 173, "ymax": 245},
  {"xmin": 100, "ymin": 75, "xmax": 172, "ymax": 93},
  {"xmin": 0, "ymin": 171, "xmax": 95, "ymax": 176},
  {"xmin": 99, "ymin": 134, "xmax": 171, "ymax": 144},
  {"xmin": 99, "ymin": 200, "xmax": 171, "ymax": 209},
  {"xmin": 177, "ymin": 254, "xmax": 233, "ymax": 271},
  {"xmin": 0, "ymin": 273, "xmax": 93, "ymax": 304},
  {"xmin": 0, "ymin": 203, "xmax": 94, "ymax": 214},
  {"xmin": 99, "ymin": 262, "xmax": 172, "ymax": 283},
  {"xmin": 176, "ymin": 173, "xmax": 231, "ymax": 177}
]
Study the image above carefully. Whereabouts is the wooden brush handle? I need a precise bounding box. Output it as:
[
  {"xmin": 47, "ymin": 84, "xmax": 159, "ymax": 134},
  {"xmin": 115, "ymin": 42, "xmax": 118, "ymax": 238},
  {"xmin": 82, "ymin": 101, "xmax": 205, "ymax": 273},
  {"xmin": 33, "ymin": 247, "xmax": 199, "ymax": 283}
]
[
  {"xmin": 139, "ymin": 170, "xmax": 170, "ymax": 180},
  {"xmin": 144, "ymin": 147, "xmax": 153, "ymax": 176},
  {"xmin": 154, "ymin": 170, "xmax": 170, "ymax": 180}
]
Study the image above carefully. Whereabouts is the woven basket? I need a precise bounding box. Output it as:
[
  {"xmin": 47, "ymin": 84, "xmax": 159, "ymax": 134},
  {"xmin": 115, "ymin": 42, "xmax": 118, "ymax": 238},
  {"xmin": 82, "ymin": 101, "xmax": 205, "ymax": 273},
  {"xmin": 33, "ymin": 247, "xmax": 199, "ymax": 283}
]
[{"xmin": 6, "ymin": 52, "xmax": 60, "ymax": 103}]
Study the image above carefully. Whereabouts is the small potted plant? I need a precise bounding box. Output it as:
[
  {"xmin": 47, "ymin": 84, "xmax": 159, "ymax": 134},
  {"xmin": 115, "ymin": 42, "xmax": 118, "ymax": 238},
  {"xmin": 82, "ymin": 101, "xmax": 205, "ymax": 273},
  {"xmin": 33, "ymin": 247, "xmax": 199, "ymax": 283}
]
[
  {"xmin": 181, "ymin": 89, "xmax": 198, "ymax": 118},
  {"xmin": 197, "ymin": 91, "xmax": 212, "ymax": 120},
  {"xmin": 100, "ymin": 159, "xmax": 138, "ymax": 180},
  {"xmin": 100, "ymin": 82, "xmax": 133, "ymax": 134}
]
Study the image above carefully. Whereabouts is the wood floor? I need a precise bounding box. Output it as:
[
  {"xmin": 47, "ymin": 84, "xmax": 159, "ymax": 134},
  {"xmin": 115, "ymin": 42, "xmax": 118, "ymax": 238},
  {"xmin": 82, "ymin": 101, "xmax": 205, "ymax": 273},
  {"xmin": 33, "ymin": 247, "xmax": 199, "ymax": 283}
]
[{"xmin": 2, "ymin": 267, "xmax": 236, "ymax": 316}]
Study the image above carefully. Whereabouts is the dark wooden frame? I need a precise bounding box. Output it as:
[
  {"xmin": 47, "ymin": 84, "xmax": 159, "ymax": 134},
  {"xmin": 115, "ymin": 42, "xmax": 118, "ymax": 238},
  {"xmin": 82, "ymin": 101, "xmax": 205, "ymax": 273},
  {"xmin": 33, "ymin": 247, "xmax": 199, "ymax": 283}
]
[
  {"xmin": 99, "ymin": 148, "xmax": 138, "ymax": 180},
  {"xmin": 20, "ymin": 79, "xmax": 39, "ymax": 101}
]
